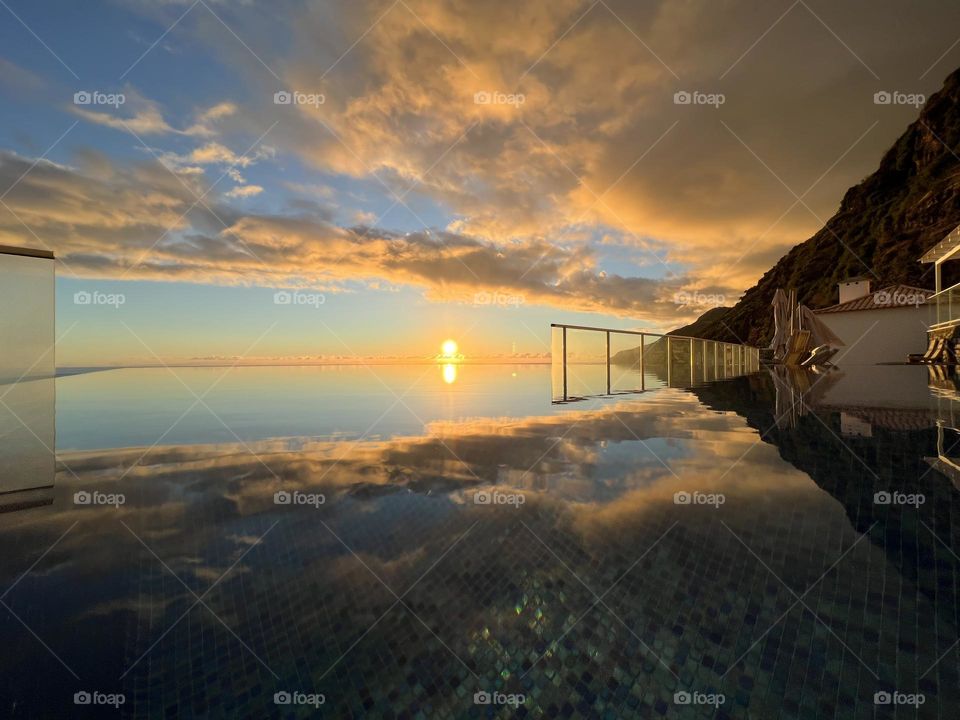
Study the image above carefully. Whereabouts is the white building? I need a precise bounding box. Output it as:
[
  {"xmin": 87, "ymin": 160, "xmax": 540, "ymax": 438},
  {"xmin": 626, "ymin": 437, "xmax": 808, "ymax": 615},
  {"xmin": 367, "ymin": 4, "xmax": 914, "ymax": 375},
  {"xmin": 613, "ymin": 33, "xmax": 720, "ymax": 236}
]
[{"xmin": 813, "ymin": 279, "xmax": 933, "ymax": 364}]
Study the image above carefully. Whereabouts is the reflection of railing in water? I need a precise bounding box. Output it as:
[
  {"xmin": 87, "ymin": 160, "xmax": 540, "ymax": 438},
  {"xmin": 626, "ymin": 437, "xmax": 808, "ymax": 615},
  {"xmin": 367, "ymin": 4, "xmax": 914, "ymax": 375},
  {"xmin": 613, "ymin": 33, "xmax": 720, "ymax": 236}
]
[{"xmin": 551, "ymin": 323, "xmax": 760, "ymax": 402}]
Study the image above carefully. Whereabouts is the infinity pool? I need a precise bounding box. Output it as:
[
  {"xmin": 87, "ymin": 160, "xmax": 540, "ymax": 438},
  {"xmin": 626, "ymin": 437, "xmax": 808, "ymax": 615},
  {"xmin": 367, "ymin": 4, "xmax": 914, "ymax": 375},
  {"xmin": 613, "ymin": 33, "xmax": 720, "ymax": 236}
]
[{"xmin": 0, "ymin": 364, "xmax": 957, "ymax": 718}]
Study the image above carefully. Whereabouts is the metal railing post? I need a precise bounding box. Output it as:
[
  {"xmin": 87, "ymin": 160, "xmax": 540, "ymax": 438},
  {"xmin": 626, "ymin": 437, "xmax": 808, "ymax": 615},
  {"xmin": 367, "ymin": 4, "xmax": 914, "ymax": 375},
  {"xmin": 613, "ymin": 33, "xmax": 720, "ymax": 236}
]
[
  {"xmin": 666, "ymin": 335, "xmax": 672, "ymax": 386},
  {"xmin": 689, "ymin": 338, "xmax": 695, "ymax": 385},
  {"xmin": 605, "ymin": 330, "xmax": 611, "ymax": 395},
  {"xmin": 639, "ymin": 333, "xmax": 645, "ymax": 391},
  {"xmin": 562, "ymin": 326, "xmax": 568, "ymax": 401}
]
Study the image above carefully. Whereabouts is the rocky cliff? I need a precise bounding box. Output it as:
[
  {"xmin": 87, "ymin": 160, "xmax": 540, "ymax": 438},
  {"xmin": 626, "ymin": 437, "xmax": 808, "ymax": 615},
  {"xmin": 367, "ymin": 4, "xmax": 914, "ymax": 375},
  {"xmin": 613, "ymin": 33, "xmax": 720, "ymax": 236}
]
[{"xmin": 686, "ymin": 67, "xmax": 960, "ymax": 345}]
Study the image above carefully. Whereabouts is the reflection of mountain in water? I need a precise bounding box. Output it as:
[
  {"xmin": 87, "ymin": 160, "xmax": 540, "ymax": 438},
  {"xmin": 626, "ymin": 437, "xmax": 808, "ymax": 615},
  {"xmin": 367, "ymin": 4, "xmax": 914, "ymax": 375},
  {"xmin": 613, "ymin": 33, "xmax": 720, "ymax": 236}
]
[
  {"xmin": 609, "ymin": 337, "xmax": 664, "ymax": 367},
  {"xmin": 688, "ymin": 370, "xmax": 959, "ymax": 641}
]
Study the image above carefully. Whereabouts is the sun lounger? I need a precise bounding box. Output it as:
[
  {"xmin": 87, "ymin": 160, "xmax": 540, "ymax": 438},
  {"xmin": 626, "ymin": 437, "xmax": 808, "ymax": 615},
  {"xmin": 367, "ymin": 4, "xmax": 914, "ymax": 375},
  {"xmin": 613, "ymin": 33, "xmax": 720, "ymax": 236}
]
[
  {"xmin": 921, "ymin": 336, "xmax": 945, "ymax": 364},
  {"xmin": 783, "ymin": 330, "xmax": 811, "ymax": 366},
  {"xmin": 801, "ymin": 345, "xmax": 838, "ymax": 367}
]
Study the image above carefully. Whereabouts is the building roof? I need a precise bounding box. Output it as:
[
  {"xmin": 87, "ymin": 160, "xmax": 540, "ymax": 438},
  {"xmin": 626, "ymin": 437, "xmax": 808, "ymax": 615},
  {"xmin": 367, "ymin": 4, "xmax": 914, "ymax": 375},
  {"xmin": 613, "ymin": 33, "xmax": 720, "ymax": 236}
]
[
  {"xmin": 0, "ymin": 244, "xmax": 54, "ymax": 259},
  {"xmin": 814, "ymin": 284, "xmax": 931, "ymax": 314},
  {"xmin": 921, "ymin": 225, "xmax": 960, "ymax": 263}
]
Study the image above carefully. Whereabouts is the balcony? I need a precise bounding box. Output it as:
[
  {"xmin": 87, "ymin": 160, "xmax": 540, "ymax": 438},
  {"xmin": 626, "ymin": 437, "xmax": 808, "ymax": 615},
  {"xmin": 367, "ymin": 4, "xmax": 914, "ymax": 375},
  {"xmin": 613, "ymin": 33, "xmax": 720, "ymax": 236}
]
[{"xmin": 929, "ymin": 280, "xmax": 960, "ymax": 330}]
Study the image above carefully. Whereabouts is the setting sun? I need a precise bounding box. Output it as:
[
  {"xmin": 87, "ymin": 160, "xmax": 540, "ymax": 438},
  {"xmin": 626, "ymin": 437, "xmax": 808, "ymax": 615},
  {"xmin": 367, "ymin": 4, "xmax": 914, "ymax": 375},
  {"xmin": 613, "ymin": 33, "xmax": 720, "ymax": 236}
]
[{"xmin": 441, "ymin": 339, "xmax": 458, "ymax": 358}]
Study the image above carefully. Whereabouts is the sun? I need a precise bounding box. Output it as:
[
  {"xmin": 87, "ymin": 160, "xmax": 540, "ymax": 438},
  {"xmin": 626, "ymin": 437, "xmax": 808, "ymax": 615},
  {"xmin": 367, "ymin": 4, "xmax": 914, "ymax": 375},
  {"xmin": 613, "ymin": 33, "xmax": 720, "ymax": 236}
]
[{"xmin": 441, "ymin": 339, "xmax": 458, "ymax": 358}]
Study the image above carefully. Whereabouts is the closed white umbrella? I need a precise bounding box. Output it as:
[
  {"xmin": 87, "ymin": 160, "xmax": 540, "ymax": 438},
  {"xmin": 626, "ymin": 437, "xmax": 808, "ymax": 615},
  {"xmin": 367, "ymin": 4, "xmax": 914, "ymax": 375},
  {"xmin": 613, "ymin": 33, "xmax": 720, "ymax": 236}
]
[
  {"xmin": 799, "ymin": 305, "xmax": 845, "ymax": 347},
  {"xmin": 769, "ymin": 289, "xmax": 791, "ymax": 359}
]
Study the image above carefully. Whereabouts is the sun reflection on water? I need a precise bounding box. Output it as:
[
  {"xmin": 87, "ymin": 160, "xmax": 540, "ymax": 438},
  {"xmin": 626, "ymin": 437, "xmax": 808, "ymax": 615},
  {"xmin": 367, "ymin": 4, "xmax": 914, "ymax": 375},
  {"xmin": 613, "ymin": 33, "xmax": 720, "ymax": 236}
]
[{"xmin": 442, "ymin": 363, "xmax": 457, "ymax": 384}]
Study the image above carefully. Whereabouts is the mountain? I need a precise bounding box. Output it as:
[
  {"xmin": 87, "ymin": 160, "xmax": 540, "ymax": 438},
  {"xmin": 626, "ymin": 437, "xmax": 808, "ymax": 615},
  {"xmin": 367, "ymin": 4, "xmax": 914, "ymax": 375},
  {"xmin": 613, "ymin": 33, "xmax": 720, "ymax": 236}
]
[
  {"xmin": 667, "ymin": 306, "xmax": 732, "ymax": 338},
  {"xmin": 610, "ymin": 335, "xmax": 664, "ymax": 366},
  {"xmin": 682, "ymin": 67, "xmax": 960, "ymax": 346},
  {"xmin": 610, "ymin": 307, "xmax": 731, "ymax": 365}
]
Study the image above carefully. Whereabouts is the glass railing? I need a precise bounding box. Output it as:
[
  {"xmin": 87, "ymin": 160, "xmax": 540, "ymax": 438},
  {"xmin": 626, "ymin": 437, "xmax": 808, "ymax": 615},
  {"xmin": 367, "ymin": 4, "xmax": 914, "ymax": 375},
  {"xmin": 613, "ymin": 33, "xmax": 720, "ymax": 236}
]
[
  {"xmin": 0, "ymin": 246, "xmax": 56, "ymax": 498},
  {"xmin": 930, "ymin": 281, "xmax": 960, "ymax": 329},
  {"xmin": 551, "ymin": 323, "xmax": 760, "ymax": 402}
]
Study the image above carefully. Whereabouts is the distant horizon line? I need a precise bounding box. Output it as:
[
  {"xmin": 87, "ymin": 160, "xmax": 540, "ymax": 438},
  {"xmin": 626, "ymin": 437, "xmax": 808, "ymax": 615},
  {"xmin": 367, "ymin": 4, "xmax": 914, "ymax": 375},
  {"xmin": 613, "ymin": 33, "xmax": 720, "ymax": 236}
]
[{"xmin": 56, "ymin": 359, "xmax": 554, "ymax": 372}]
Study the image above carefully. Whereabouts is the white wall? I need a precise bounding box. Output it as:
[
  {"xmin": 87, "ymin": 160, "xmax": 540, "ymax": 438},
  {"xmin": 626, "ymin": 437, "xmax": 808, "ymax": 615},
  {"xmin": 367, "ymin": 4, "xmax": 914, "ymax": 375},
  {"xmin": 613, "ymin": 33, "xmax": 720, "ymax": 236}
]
[
  {"xmin": 818, "ymin": 305, "xmax": 934, "ymax": 365},
  {"xmin": 0, "ymin": 251, "xmax": 55, "ymax": 494}
]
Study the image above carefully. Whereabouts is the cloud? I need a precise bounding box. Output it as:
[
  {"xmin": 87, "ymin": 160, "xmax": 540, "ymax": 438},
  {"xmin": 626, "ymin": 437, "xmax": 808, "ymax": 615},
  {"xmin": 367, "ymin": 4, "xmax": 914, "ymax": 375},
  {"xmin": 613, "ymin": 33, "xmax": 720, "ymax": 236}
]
[
  {"xmin": 72, "ymin": 91, "xmax": 239, "ymax": 138},
  {"xmin": 10, "ymin": 0, "xmax": 960, "ymax": 318},
  {"xmin": 72, "ymin": 101, "xmax": 176, "ymax": 136},
  {"xmin": 226, "ymin": 184, "xmax": 264, "ymax": 198},
  {"xmin": 0, "ymin": 149, "xmax": 697, "ymax": 320},
  {"xmin": 196, "ymin": 101, "xmax": 237, "ymax": 123},
  {"xmin": 352, "ymin": 209, "xmax": 377, "ymax": 224},
  {"xmin": 181, "ymin": 101, "xmax": 239, "ymax": 136},
  {"xmin": 189, "ymin": 142, "xmax": 256, "ymax": 166},
  {"xmin": 206, "ymin": 0, "xmax": 960, "ymax": 296}
]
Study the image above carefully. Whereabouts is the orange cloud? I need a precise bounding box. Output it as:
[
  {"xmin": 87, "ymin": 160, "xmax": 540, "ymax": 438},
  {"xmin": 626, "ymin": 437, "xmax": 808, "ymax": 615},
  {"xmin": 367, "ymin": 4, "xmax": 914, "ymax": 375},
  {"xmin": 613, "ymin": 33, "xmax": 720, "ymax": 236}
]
[{"xmin": 0, "ymin": 149, "xmax": 708, "ymax": 322}]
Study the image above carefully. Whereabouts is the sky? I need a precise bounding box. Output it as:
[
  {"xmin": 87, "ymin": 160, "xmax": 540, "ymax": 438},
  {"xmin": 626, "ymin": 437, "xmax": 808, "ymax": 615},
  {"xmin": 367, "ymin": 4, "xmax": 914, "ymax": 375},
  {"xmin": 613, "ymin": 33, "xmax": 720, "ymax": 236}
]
[{"xmin": 1, "ymin": 0, "xmax": 959, "ymax": 366}]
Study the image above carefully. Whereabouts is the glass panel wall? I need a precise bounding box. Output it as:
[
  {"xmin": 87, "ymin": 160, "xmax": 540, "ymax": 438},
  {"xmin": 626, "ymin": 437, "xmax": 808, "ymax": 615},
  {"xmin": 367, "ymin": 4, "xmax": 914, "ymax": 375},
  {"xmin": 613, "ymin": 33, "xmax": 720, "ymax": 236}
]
[
  {"xmin": 551, "ymin": 324, "xmax": 759, "ymax": 402},
  {"xmin": 0, "ymin": 248, "xmax": 55, "ymax": 496}
]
